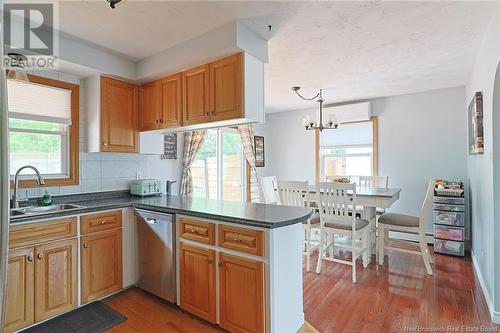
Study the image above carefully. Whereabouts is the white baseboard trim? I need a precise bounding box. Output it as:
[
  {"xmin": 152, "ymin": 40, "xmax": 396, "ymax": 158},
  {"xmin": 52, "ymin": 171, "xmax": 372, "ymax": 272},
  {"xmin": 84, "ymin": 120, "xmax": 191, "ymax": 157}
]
[
  {"xmin": 389, "ymin": 231, "xmax": 434, "ymax": 244},
  {"xmin": 471, "ymin": 251, "xmax": 500, "ymax": 324}
]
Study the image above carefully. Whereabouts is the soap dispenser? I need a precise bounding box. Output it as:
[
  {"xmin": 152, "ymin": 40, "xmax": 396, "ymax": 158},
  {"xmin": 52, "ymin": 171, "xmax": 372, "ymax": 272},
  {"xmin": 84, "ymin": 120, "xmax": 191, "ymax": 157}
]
[{"xmin": 40, "ymin": 190, "xmax": 52, "ymax": 206}]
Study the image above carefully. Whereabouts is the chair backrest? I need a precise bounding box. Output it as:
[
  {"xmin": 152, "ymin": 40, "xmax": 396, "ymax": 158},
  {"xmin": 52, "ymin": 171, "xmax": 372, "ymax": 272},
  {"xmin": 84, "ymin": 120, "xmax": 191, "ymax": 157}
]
[
  {"xmin": 315, "ymin": 181, "xmax": 357, "ymax": 228},
  {"xmin": 418, "ymin": 180, "xmax": 435, "ymax": 232},
  {"xmin": 259, "ymin": 176, "xmax": 279, "ymax": 204},
  {"xmin": 359, "ymin": 176, "xmax": 388, "ymax": 188},
  {"xmin": 276, "ymin": 180, "xmax": 309, "ymax": 207}
]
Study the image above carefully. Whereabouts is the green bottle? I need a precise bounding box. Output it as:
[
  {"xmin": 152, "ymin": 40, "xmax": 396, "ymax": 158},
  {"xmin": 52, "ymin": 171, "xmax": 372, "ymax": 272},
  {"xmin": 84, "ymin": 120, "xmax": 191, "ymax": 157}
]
[{"xmin": 41, "ymin": 190, "xmax": 52, "ymax": 206}]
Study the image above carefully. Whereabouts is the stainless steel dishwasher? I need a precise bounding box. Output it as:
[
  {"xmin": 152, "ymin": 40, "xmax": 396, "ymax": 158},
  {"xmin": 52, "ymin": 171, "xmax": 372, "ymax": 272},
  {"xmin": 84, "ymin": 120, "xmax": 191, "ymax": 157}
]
[{"xmin": 135, "ymin": 209, "xmax": 176, "ymax": 302}]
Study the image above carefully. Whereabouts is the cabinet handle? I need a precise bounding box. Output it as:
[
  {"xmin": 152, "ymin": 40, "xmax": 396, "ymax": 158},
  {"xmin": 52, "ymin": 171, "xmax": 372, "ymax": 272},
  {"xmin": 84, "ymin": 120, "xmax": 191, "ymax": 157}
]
[
  {"xmin": 189, "ymin": 229, "xmax": 196, "ymax": 233},
  {"xmin": 83, "ymin": 242, "xmax": 88, "ymax": 249},
  {"xmin": 208, "ymin": 259, "xmax": 213, "ymax": 265},
  {"xmin": 159, "ymin": 119, "xmax": 163, "ymax": 124},
  {"xmin": 100, "ymin": 220, "xmax": 107, "ymax": 224},
  {"xmin": 27, "ymin": 255, "xmax": 33, "ymax": 262},
  {"xmin": 232, "ymin": 238, "xmax": 242, "ymax": 242},
  {"xmin": 218, "ymin": 262, "xmax": 223, "ymax": 268},
  {"xmin": 103, "ymin": 142, "xmax": 108, "ymax": 147},
  {"xmin": 36, "ymin": 253, "xmax": 43, "ymax": 260}
]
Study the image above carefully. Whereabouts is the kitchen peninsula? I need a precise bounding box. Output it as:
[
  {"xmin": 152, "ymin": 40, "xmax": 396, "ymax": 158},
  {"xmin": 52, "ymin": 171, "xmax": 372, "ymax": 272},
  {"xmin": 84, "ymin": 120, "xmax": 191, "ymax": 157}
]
[{"xmin": 6, "ymin": 191, "xmax": 312, "ymax": 333}]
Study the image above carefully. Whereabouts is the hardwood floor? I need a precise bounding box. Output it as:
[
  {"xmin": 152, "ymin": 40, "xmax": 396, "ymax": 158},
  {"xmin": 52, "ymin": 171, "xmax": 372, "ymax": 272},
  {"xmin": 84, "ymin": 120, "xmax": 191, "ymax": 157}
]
[
  {"xmin": 305, "ymin": 245, "xmax": 498, "ymax": 332},
  {"xmin": 105, "ymin": 245, "xmax": 497, "ymax": 333}
]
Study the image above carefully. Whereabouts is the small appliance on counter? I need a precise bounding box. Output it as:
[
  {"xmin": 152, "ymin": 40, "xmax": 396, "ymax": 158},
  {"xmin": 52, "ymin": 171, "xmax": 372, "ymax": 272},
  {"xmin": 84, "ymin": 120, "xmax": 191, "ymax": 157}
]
[
  {"xmin": 433, "ymin": 179, "xmax": 466, "ymax": 257},
  {"xmin": 130, "ymin": 179, "xmax": 162, "ymax": 197}
]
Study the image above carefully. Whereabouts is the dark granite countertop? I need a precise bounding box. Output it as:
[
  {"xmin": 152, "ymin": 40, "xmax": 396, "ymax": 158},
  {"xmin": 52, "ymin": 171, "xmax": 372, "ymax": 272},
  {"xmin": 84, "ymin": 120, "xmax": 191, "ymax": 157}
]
[{"xmin": 10, "ymin": 191, "xmax": 312, "ymax": 229}]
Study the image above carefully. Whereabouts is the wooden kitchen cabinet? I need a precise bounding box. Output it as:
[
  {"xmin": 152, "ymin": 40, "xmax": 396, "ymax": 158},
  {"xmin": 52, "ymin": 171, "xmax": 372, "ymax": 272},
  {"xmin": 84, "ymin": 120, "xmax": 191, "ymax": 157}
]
[
  {"xmin": 81, "ymin": 229, "xmax": 123, "ymax": 304},
  {"xmin": 160, "ymin": 73, "xmax": 183, "ymax": 128},
  {"xmin": 209, "ymin": 53, "xmax": 242, "ymax": 122},
  {"xmin": 219, "ymin": 253, "xmax": 265, "ymax": 333},
  {"xmin": 139, "ymin": 80, "xmax": 161, "ymax": 131},
  {"xmin": 179, "ymin": 243, "xmax": 216, "ymax": 323},
  {"xmin": 182, "ymin": 64, "xmax": 211, "ymax": 125},
  {"xmin": 4, "ymin": 248, "xmax": 35, "ymax": 333},
  {"xmin": 34, "ymin": 239, "xmax": 78, "ymax": 322},
  {"xmin": 100, "ymin": 76, "xmax": 138, "ymax": 152}
]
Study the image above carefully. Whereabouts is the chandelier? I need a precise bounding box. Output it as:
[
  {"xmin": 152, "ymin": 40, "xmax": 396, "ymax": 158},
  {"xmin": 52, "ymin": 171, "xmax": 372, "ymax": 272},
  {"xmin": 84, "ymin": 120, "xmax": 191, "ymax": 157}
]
[{"xmin": 292, "ymin": 86, "xmax": 338, "ymax": 131}]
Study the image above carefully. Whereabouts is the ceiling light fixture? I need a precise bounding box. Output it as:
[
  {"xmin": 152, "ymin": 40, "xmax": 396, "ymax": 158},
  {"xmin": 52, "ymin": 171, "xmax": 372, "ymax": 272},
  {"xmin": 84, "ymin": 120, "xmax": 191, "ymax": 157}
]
[
  {"xmin": 107, "ymin": 0, "xmax": 123, "ymax": 9},
  {"xmin": 6, "ymin": 53, "xmax": 29, "ymax": 83},
  {"xmin": 292, "ymin": 86, "xmax": 338, "ymax": 131}
]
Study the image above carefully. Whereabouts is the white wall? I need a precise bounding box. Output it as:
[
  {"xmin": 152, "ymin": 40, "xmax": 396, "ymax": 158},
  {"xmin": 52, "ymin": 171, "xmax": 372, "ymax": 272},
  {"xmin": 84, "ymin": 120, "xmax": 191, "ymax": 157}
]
[
  {"xmin": 257, "ymin": 86, "xmax": 468, "ymax": 234},
  {"xmin": 466, "ymin": 2, "xmax": 500, "ymax": 323},
  {"xmin": 11, "ymin": 71, "xmax": 184, "ymax": 200}
]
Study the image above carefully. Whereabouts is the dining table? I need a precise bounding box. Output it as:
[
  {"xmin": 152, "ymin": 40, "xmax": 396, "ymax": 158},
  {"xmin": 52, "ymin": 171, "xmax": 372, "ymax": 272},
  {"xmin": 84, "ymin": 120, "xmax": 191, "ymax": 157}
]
[{"xmin": 306, "ymin": 186, "xmax": 402, "ymax": 256}]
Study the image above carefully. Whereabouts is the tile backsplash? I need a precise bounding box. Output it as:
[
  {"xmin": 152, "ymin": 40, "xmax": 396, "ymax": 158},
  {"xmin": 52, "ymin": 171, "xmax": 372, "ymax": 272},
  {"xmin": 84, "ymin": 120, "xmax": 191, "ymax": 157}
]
[{"xmin": 10, "ymin": 71, "xmax": 183, "ymax": 200}]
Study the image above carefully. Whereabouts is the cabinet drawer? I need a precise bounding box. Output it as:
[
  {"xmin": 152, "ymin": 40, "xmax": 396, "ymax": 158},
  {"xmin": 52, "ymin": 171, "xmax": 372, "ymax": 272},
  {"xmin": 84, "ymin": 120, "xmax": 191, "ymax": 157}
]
[
  {"xmin": 179, "ymin": 218, "xmax": 215, "ymax": 245},
  {"xmin": 434, "ymin": 225, "xmax": 464, "ymax": 241},
  {"xmin": 9, "ymin": 217, "xmax": 77, "ymax": 248},
  {"xmin": 80, "ymin": 210, "xmax": 122, "ymax": 235},
  {"xmin": 433, "ymin": 210, "xmax": 465, "ymax": 227},
  {"xmin": 433, "ymin": 196, "xmax": 465, "ymax": 205},
  {"xmin": 433, "ymin": 203, "xmax": 465, "ymax": 212},
  {"xmin": 218, "ymin": 225, "xmax": 264, "ymax": 257},
  {"xmin": 434, "ymin": 239, "xmax": 465, "ymax": 256}
]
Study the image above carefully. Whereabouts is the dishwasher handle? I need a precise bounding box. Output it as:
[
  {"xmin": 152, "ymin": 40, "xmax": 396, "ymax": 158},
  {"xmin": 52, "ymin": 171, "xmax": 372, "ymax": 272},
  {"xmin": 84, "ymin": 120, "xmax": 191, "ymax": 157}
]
[{"xmin": 145, "ymin": 217, "xmax": 157, "ymax": 224}]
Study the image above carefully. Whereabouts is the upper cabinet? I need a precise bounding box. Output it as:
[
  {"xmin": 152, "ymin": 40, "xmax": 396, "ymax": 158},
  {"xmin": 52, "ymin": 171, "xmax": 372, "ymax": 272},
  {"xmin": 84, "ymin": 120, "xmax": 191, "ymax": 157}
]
[
  {"xmin": 139, "ymin": 80, "xmax": 161, "ymax": 131},
  {"xmin": 209, "ymin": 53, "xmax": 242, "ymax": 122},
  {"xmin": 183, "ymin": 64, "xmax": 210, "ymax": 126},
  {"xmin": 100, "ymin": 77, "xmax": 139, "ymax": 152},
  {"xmin": 85, "ymin": 76, "xmax": 139, "ymax": 153},
  {"xmin": 161, "ymin": 73, "xmax": 183, "ymax": 128},
  {"xmin": 139, "ymin": 52, "xmax": 264, "ymax": 132}
]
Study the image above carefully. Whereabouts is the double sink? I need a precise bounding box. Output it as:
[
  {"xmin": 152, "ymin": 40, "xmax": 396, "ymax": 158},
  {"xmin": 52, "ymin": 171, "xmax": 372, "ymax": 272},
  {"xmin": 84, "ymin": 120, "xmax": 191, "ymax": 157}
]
[{"xmin": 10, "ymin": 204, "xmax": 86, "ymax": 219}]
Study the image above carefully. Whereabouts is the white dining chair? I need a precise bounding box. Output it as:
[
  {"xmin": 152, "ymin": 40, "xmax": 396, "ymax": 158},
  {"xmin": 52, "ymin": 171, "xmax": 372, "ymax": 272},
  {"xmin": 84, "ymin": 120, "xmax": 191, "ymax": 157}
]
[
  {"xmin": 377, "ymin": 180, "xmax": 434, "ymax": 275},
  {"xmin": 359, "ymin": 176, "xmax": 388, "ymax": 189},
  {"xmin": 315, "ymin": 182, "xmax": 371, "ymax": 283},
  {"xmin": 276, "ymin": 180, "xmax": 319, "ymax": 272},
  {"xmin": 259, "ymin": 176, "xmax": 279, "ymax": 205}
]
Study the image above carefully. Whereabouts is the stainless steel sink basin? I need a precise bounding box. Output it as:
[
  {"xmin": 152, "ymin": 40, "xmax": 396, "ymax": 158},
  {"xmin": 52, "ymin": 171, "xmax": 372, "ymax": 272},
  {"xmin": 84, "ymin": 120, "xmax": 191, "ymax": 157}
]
[{"xmin": 10, "ymin": 204, "xmax": 85, "ymax": 219}]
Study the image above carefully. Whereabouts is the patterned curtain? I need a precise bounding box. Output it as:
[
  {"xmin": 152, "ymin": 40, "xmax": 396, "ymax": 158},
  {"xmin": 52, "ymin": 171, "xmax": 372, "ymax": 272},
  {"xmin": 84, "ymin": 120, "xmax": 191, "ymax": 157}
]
[
  {"xmin": 180, "ymin": 130, "xmax": 206, "ymax": 197},
  {"xmin": 238, "ymin": 125, "xmax": 260, "ymax": 203}
]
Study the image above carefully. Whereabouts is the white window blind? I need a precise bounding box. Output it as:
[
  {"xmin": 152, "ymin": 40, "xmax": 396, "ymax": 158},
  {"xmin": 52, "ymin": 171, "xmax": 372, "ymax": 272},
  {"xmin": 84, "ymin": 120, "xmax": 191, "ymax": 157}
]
[{"xmin": 7, "ymin": 80, "xmax": 72, "ymax": 124}]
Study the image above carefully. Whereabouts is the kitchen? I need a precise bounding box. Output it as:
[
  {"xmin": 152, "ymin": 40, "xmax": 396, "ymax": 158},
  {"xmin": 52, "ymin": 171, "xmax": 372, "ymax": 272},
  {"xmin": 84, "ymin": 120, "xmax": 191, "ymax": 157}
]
[{"xmin": 1, "ymin": 1, "xmax": 500, "ymax": 333}]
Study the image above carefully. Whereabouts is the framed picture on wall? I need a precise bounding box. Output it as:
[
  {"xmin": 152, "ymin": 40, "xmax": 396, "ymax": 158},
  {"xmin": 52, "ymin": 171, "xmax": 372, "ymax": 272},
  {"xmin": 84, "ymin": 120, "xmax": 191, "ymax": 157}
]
[
  {"xmin": 254, "ymin": 136, "xmax": 265, "ymax": 167},
  {"xmin": 468, "ymin": 92, "xmax": 484, "ymax": 155}
]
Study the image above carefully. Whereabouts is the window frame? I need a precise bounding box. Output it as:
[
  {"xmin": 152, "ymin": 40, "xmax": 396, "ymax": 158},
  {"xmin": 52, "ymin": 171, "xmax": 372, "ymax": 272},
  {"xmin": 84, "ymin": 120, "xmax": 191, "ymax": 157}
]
[
  {"xmin": 8, "ymin": 73, "xmax": 80, "ymax": 188},
  {"xmin": 315, "ymin": 116, "xmax": 378, "ymax": 181}
]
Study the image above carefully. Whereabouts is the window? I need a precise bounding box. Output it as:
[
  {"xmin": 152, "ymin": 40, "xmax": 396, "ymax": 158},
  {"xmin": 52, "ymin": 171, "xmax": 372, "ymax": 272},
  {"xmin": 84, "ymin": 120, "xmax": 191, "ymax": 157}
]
[
  {"xmin": 317, "ymin": 118, "xmax": 378, "ymax": 181},
  {"xmin": 191, "ymin": 128, "xmax": 247, "ymax": 202},
  {"xmin": 8, "ymin": 74, "xmax": 80, "ymax": 187}
]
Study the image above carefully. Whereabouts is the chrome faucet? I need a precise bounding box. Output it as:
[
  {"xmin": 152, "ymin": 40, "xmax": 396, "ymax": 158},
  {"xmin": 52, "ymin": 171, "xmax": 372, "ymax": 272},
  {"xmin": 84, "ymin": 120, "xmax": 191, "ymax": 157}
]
[{"xmin": 12, "ymin": 165, "xmax": 45, "ymax": 208}]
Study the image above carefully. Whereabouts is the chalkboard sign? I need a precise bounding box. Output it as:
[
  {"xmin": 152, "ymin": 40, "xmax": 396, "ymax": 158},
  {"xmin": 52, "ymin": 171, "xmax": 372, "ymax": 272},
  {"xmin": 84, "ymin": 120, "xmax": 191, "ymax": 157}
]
[{"xmin": 161, "ymin": 133, "xmax": 177, "ymax": 160}]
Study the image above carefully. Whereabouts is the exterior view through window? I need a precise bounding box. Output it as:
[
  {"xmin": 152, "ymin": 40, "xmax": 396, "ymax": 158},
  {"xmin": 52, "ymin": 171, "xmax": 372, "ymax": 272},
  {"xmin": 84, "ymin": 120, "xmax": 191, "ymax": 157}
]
[
  {"xmin": 319, "ymin": 120, "xmax": 375, "ymax": 180},
  {"xmin": 192, "ymin": 128, "xmax": 246, "ymax": 201}
]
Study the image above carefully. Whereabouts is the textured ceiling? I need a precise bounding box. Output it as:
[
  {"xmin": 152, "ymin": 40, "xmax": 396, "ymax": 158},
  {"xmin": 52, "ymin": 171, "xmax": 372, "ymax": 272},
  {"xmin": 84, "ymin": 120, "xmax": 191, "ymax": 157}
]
[{"xmin": 56, "ymin": 1, "xmax": 494, "ymax": 113}]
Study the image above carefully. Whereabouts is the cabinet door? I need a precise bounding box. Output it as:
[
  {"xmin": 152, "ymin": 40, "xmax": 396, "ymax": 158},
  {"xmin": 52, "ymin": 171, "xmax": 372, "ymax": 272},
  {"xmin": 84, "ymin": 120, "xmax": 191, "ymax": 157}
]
[
  {"xmin": 182, "ymin": 64, "xmax": 210, "ymax": 125},
  {"xmin": 139, "ymin": 80, "xmax": 161, "ymax": 131},
  {"xmin": 209, "ymin": 53, "xmax": 242, "ymax": 122},
  {"xmin": 160, "ymin": 73, "xmax": 183, "ymax": 128},
  {"xmin": 4, "ymin": 247, "xmax": 35, "ymax": 333},
  {"xmin": 34, "ymin": 239, "xmax": 77, "ymax": 322},
  {"xmin": 81, "ymin": 229, "xmax": 123, "ymax": 304},
  {"xmin": 219, "ymin": 253, "xmax": 265, "ymax": 333},
  {"xmin": 101, "ymin": 76, "xmax": 138, "ymax": 152},
  {"xmin": 179, "ymin": 243, "xmax": 216, "ymax": 323}
]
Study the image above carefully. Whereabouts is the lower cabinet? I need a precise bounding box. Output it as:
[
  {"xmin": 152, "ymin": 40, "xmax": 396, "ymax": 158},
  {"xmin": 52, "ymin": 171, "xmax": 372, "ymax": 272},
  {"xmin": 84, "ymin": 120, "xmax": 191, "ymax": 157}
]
[
  {"xmin": 179, "ymin": 243, "xmax": 216, "ymax": 323},
  {"xmin": 219, "ymin": 253, "xmax": 265, "ymax": 333},
  {"xmin": 4, "ymin": 239, "xmax": 78, "ymax": 333},
  {"xmin": 4, "ymin": 248, "xmax": 35, "ymax": 333},
  {"xmin": 81, "ymin": 229, "xmax": 123, "ymax": 304},
  {"xmin": 179, "ymin": 241, "xmax": 265, "ymax": 333}
]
